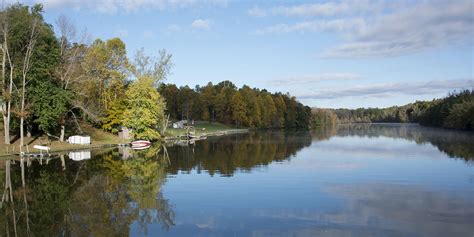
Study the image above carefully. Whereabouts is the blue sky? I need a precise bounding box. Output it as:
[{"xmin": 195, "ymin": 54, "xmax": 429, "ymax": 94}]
[{"xmin": 11, "ymin": 0, "xmax": 474, "ymax": 108}]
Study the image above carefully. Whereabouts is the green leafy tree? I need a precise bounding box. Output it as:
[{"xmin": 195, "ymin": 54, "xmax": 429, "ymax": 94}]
[
  {"xmin": 159, "ymin": 84, "xmax": 179, "ymax": 120},
  {"xmin": 30, "ymin": 79, "xmax": 70, "ymax": 133},
  {"xmin": 123, "ymin": 76, "xmax": 165, "ymax": 140},
  {"xmin": 82, "ymin": 38, "xmax": 129, "ymax": 117},
  {"xmin": 102, "ymin": 99, "xmax": 126, "ymax": 133},
  {"xmin": 0, "ymin": 4, "xmax": 62, "ymax": 145}
]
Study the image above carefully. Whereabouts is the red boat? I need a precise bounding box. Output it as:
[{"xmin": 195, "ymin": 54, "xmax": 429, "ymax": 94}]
[{"xmin": 131, "ymin": 140, "xmax": 152, "ymax": 150}]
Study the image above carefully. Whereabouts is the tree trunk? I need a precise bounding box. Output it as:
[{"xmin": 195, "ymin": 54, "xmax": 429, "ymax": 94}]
[
  {"xmin": 20, "ymin": 75, "xmax": 26, "ymax": 151},
  {"xmin": 3, "ymin": 114, "xmax": 9, "ymax": 144},
  {"xmin": 19, "ymin": 18, "xmax": 37, "ymax": 152},
  {"xmin": 3, "ymin": 63, "xmax": 13, "ymax": 145},
  {"xmin": 60, "ymin": 125, "xmax": 65, "ymax": 142},
  {"xmin": 1, "ymin": 44, "xmax": 13, "ymax": 145},
  {"xmin": 20, "ymin": 117, "xmax": 24, "ymax": 152}
]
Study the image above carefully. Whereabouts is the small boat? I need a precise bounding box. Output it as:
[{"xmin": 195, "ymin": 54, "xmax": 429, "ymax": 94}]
[
  {"xmin": 19, "ymin": 145, "xmax": 52, "ymax": 157},
  {"xmin": 131, "ymin": 140, "xmax": 152, "ymax": 150}
]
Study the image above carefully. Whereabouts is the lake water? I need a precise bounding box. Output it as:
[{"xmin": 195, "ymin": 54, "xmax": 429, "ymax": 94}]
[{"xmin": 0, "ymin": 124, "xmax": 473, "ymax": 236}]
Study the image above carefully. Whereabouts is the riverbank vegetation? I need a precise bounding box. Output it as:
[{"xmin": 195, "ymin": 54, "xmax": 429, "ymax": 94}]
[
  {"xmin": 418, "ymin": 90, "xmax": 474, "ymax": 130},
  {"xmin": 165, "ymin": 121, "xmax": 247, "ymax": 139},
  {"xmin": 0, "ymin": 3, "xmax": 311, "ymax": 150},
  {"xmin": 159, "ymin": 82, "xmax": 311, "ymax": 129},
  {"xmin": 316, "ymin": 90, "xmax": 473, "ymax": 131},
  {"xmin": 310, "ymin": 108, "xmax": 337, "ymax": 128}
]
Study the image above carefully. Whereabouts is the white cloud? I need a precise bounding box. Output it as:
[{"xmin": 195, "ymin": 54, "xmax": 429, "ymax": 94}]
[
  {"xmin": 255, "ymin": 19, "xmax": 366, "ymax": 35},
  {"xmin": 249, "ymin": 1, "xmax": 373, "ymax": 18},
  {"xmin": 271, "ymin": 73, "xmax": 360, "ymax": 85},
  {"xmin": 325, "ymin": 1, "xmax": 474, "ymax": 58},
  {"xmin": 253, "ymin": 0, "xmax": 474, "ymax": 57},
  {"xmin": 297, "ymin": 79, "xmax": 474, "ymax": 100},
  {"xmin": 29, "ymin": 0, "xmax": 229, "ymax": 13},
  {"xmin": 191, "ymin": 19, "xmax": 211, "ymax": 30}
]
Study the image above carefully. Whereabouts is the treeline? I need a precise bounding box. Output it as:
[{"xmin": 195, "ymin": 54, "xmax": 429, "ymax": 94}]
[
  {"xmin": 159, "ymin": 82, "xmax": 311, "ymax": 129},
  {"xmin": 418, "ymin": 90, "xmax": 474, "ymax": 130},
  {"xmin": 0, "ymin": 3, "xmax": 172, "ymax": 144},
  {"xmin": 329, "ymin": 90, "xmax": 474, "ymax": 130},
  {"xmin": 333, "ymin": 101, "xmax": 430, "ymax": 123}
]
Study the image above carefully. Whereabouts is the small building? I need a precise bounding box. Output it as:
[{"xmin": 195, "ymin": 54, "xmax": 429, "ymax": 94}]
[
  {"xmin": 118, "ymin": 126, "xmax": 132, "ymax": 140},
  {"xmin": 172, "ymin": 120, "xmax": 188, "ymax": 129}
]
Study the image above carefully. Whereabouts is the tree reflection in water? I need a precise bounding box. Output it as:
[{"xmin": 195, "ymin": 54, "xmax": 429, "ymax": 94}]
[
  {"xmin": 0, "ymin": 124, "xmax": 472, "ymax": 236},
  {"xmin": 335, "ymin": 123, "xmax": 474, "ymax": 162},
  {"xmin": 0, "ymin": 145, "xmax": 174, "ymax": 236},
  {"xmin": 165, "ymin": 130, "xmax": 313, "ymax": 177}
]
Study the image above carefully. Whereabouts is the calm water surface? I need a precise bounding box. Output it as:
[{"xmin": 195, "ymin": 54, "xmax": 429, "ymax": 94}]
[{"xmin": 1, "ymin": 124, "xmax": 473, "ymax": 236}]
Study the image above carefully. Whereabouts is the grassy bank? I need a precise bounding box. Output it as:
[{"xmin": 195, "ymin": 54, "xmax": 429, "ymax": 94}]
[
  {"xmin": 164, "ymin": 121, "xmax": 248, "ymax": 139},
  {"xmin": 0, "ymin": 123, "xmax": 128, "ymax": 156},
  {"xmin": 0, "ymin": 121, "xmax": 247, "ymax": 156}
]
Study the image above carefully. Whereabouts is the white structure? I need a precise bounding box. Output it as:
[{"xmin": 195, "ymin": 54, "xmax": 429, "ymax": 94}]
[
  {"xmin": 172, "ymin": 120, "xmax": 187, "ymax": 129},
  {"xmin": 33, "ymin": 145, "xmax": 50, "ymax": 153},
  {"xmin": 68, "ymin": 151, "xmax": 91, "ymax": 161},
  {"xmin": 68, "ymin": 135, "xmax": 91, "ymax": 145}
]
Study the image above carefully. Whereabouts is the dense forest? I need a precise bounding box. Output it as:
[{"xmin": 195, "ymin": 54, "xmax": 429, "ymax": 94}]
[
  {"xmin": 159, "ymin": 82, "xmax": 311, "ymax": 129},
  {"xmin": 0, "ymin": 3, "xmax": 311, "ymax": 147},
  {"xmin": 328, "ymin": 90, "xmax": 474, "ymax": 130}
]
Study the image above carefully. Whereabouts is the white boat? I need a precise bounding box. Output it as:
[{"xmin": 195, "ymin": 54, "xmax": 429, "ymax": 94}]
[{"xmin": 131, "ymin": 140, "xmax": 152, "ymax": 150}]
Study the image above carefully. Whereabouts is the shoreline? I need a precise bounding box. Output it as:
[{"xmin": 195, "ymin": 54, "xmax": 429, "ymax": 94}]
[
  {"xmin": 0, "ymin": 127, "xmax": 250, "ymax": 158},
  {"xmin": 0, "ymin": 143, "xmax": 120, "ymax": 159},
  {"xmin": 163, "ymin": 128, "xmax": 249, "ymax": 141}
]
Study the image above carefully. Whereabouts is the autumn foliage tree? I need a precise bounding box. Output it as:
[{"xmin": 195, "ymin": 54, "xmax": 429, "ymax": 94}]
[
  {"xmin": 231, "ymin": 91, "xmax": 247, "ymax": 126},
  {"xmin": 123, "ymin": 76, "xmax": 166, "ymax": 140}
]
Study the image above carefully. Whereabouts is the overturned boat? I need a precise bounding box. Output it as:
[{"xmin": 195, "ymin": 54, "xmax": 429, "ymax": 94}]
[{"xmin": 130, "ymin": 140, "xmax": 152, "ymax": 150}]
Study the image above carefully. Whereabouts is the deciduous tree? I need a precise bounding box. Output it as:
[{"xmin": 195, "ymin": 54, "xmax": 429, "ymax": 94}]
[{"xmin": 123, "ymin": 76, "xmax": 165, "ymax": 140}]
